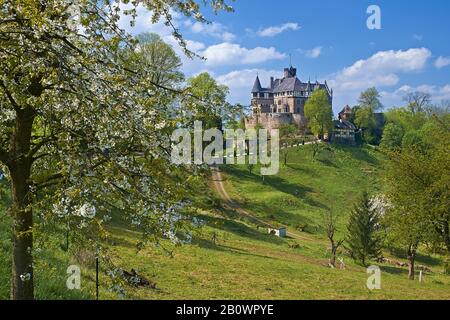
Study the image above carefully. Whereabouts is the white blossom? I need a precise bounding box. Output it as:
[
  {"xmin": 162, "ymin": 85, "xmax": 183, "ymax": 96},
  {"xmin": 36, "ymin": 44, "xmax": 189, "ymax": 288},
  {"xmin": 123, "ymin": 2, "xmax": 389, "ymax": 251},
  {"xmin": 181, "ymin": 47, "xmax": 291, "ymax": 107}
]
[{"xmin": 79, "ymin": 203, "xmax": 96, "ymax": 219}]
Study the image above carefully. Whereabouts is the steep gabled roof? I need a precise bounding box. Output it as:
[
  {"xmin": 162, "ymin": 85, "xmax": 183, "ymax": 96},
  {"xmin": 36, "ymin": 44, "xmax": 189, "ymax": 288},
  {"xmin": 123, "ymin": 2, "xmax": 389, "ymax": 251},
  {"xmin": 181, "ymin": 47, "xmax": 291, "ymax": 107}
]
[
  {"xmin": 251, "ymin": 66, "xmax": 333, "ymax": 97},
  {"xmin": 334, "ymin": 120, "xmax": 356, "ymax": 130},
  {"xmin": 273, "ymin": 77, "xmax": 304, "ymax": 93},
  {"xmin": 339, "ymin": 105, "xmax": 353, "ymax": 115},
  {"xmin": 251, "ymin": 76, "xmax": 263, "ymax": 93}
]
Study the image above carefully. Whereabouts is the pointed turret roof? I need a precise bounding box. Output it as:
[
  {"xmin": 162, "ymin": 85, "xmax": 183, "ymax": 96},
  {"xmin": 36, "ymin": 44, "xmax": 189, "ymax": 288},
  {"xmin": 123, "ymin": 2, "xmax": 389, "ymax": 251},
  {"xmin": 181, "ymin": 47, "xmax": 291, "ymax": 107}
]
[{"xmin": 251, "ymin": 75, "xmax": 263, "ymax": 93}]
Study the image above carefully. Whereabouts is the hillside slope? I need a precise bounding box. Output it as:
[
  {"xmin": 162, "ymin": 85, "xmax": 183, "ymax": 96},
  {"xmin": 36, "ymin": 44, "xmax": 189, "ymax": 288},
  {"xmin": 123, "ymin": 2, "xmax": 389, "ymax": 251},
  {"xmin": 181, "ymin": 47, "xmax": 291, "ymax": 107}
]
[
  {"xmin": 0, "ymin": 145, "xmax": 449, "ymax": 300},
  {"xmin": 103, "ymin": 144, "xmax": 449, "ymax": 300},
  {"xmin": 221, "ymin": 144, "xmax": 383, "ymax": 235}
]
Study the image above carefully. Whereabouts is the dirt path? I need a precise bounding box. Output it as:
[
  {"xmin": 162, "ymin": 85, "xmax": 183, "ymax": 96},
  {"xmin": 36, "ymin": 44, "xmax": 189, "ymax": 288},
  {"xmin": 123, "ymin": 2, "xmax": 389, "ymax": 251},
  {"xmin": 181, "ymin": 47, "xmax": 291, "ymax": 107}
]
[{"xmin": 211, "ymin": 166, "xmax": 314, "ymax": 242}]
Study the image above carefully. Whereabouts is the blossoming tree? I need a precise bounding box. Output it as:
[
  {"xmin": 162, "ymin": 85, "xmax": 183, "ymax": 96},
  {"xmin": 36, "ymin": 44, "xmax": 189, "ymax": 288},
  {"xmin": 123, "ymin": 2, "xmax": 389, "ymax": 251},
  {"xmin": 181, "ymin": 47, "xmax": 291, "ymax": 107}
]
[{"xmin": 0, "ymin": 0, "xmax": 233, "ymax": 300}]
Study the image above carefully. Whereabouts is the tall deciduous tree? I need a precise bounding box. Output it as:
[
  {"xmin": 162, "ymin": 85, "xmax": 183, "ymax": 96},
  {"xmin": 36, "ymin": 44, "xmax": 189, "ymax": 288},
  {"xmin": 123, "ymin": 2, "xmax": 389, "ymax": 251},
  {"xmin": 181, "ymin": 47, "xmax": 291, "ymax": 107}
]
[
  {"xmin": 183, "ymin": 72, "xmax": 230, "ymax": 130},
  {"xmin": 355, "ymin": 88, "xmax": 384, "ymax": 144},
  {"xmin": 354, "ymin": 106, "xmax": 376, "ymax": 143},
  {"xmin": 134, "ymin": 33, "xmax": 184, "ymax": 88},
  {"xmin": 304, "ymin": 89, "xmax": 333, "ymax": 139},
  {"xmin": 384, "ymin": 114, "xmax": 450, "ymax": 279},
  {"xmin": 403, "ymin": 91, "xmax": 431, "ymax": 115},
  {"xmin": 358, "ymin": 87, "xmax": 383, "ymax": 111},
  {"xmin": 324, "ymin": 210, "xmax": 344, "ymax": 268},
  {"xmin": 0, "ymin": 0, "xmax": 232, "ymax": 300}
]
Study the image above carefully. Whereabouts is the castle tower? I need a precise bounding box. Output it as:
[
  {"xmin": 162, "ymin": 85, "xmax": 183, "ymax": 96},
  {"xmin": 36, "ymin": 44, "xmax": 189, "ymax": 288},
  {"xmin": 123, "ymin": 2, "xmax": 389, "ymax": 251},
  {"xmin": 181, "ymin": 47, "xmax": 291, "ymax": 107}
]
[
  {"xmin": 251, "ymin": 75, "xmax": 273, "ymax": 114},
  {"xmin": 252, "ymin": 75, "xmax": 262, "ymax": 93}
]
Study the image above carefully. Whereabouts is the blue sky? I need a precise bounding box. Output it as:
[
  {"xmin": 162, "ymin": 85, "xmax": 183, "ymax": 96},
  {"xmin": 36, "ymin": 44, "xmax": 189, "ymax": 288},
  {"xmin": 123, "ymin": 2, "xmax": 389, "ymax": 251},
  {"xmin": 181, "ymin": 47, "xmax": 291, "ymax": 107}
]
[{"xmin": 120, "ymin": 0, "xmax": 450, "ymax": 114}]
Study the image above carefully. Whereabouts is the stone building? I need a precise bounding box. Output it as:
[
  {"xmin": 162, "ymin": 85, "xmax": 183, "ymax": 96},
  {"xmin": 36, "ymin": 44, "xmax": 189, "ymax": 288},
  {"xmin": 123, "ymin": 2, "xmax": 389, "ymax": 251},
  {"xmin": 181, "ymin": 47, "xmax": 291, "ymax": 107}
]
[
  {"xmin": 332, "ymin": 119, "xmax": 357, "ymax": 144},
  {"xmin": 338, "ymin": 105, "xmax": 353, "ymax": 121},
  {"xmin": 245, "ymin": 65, "xmax": 333, "ymax": 130},
  {"xmin": 331, "ymin": 105, "xmax": 357, "ymax": 145}
]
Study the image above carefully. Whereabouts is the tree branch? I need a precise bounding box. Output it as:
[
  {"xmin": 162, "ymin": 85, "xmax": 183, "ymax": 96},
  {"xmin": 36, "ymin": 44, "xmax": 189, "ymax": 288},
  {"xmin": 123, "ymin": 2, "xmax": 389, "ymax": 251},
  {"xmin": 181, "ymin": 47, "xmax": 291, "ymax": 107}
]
[{"xmin": 0, "ymin": 80, "xmax": 20, "ymax": 112}]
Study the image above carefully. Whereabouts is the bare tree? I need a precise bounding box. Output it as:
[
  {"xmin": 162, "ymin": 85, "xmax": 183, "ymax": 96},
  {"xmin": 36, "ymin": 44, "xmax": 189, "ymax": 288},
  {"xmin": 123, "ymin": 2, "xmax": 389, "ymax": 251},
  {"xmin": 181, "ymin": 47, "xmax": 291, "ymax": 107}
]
[
  {"xmin": 403, "ymin": 91, "xmax": 432, "ymax": 115},
  {"xmin": 325, "ymin": 210, "xmax": 345, "ymax": 268},
  {"xmin": 425, "ymin": 100, "xmax": 450, "ymax": 117}
]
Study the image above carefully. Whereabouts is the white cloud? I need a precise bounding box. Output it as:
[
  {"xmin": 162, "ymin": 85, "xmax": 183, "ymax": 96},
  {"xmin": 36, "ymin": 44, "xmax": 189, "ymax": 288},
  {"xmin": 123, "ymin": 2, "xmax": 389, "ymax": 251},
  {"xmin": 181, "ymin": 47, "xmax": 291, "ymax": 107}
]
[
  {"xmin": 301, "ymin": 46, "xmax": 323, "ymax": 58},
  {"xmin": 325, "ymin": 48, "xmax": 432, "ymax": 111},
  {"xmin": 118, "ymin": 4, "xmax": 178, "ymax": 37},
  {"xmin": 257, "ymin": 23, "xmax": 301, "ymax": 37},
  {"xmin": 434, "ymin": 56, "xmax": 450, "ymax": 69},
  {"xmin": 185, "ymin": 20, "xmax": 235, "ymax": 42},
  {"xmin": 329, "ymin": 48, "xmax": 432, "ymax": 91},
  {"xmin": 185, "ymin": 40, "xmax": 206, "ymax": 52},
  {"xmin": 216, "ymin": 69, "xmax": 282, "ymax": 104},
  {"xmin": 202, "ymin": 43, "xmax": 286, "ymax": 67},
  {"xmin": 381, "ymin": 84, "xmax": 450, "ymax": 107}
]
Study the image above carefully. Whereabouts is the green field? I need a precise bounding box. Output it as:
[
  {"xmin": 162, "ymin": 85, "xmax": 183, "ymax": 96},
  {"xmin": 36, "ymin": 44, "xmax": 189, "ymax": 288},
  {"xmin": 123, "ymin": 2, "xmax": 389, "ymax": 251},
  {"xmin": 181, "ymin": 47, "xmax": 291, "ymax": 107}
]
[
  {"xmin": 0, "ymin": 144, "xmax": 449, "ymax": 300},
  {"xmin": 222, "ymin": 144, "xmax": 384, "ymax": 235}
]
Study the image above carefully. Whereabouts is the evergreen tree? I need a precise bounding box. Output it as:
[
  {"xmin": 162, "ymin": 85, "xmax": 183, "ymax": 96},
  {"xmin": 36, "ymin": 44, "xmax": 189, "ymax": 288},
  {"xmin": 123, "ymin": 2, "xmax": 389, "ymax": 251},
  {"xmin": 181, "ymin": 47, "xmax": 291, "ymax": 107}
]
[{"xmin": 346, "ymin": 193, "xmax": 382, "ymax": 266}]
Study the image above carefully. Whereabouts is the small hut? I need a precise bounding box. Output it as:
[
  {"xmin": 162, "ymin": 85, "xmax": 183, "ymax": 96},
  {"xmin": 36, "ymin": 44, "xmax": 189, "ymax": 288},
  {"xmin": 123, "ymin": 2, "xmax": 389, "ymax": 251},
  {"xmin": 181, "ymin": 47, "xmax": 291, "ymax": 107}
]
[{"xmin": 268, "ymin": 227, "xmax": 287, "ymax": 238}]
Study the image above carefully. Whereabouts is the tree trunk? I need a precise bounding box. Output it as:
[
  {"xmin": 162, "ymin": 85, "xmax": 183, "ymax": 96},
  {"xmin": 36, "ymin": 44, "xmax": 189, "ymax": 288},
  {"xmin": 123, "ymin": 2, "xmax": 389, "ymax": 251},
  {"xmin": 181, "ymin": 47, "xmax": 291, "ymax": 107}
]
[
  {"xmin": 330, "ymin": 246, "xmax": 337, "ymax": 268},
  {"xmin": 9, "ymin": 107, "xmax": 35, "ymax": 300},
  {"xmin": 444, "ymin": 221, "xmax": 450, "ymax": 254},
  {"xmin": 407, "ymin": 245, "xmax": 417, "ymax": 281},
  {"xmin": 10, "ymin": 174, "xmax": 33, "ymax": 300}
]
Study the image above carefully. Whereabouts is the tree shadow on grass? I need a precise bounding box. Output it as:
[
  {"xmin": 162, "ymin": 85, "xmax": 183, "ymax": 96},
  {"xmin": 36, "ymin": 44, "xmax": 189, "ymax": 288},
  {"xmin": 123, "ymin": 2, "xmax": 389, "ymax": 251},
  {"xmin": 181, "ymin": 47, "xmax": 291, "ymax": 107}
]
[
  {"xmin": 380, "ymin": 265, "xmax": 408, "ymax": 276},
  {"xmin": 285, "ymin": 163, "xmax": 316, "ymax": 176},
  {"xmin": 235, "ymin": 200, "xmax": 321, "ymax": 235},
  {"xmin": 317, "ymin": 158, "xmax": 338, "ymax": 168},
  {"xmin": 242, "ymin": 173, "xmax": 329, "ymax": 214},
  {"xmin": 333, "ymin": 144, "xmax": 380, "ymax": 166},
  {"xmin": 193, "ymin": 238, "xmax": 280, "ymax": 261},
  {"xmin": 199, "ymin": 215, "xmax": 285, "ymax": 246},
  {"xmin": 263, "ymin": 175, "xmax": 313, "ymax": 197},
  {"xmin": 223, "ymin": 165, "xmax": 326, "ymax": 211},
  {"xmin": 389, "ymin": 247, "xmax": 442, "ymax": 267}
]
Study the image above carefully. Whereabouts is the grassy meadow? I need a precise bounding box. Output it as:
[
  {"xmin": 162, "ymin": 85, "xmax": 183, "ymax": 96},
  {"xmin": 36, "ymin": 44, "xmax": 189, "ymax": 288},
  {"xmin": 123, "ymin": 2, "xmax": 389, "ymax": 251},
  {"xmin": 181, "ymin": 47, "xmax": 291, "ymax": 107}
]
[{"xmin": 0, "ymin": 144, "xmax": 449, "ymax": 300}]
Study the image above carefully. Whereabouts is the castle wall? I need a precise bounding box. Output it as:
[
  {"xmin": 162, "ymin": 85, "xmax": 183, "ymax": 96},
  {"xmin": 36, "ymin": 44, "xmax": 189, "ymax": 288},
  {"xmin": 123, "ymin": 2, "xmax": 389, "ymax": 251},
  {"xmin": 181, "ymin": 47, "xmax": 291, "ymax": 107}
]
[
  {"xmin": 245, "ymin": 113, "xmax": 299, "ymax": 131},
  {"xmin": 292, "ymin": 114, "xmax": 307, "ymax": 128}
]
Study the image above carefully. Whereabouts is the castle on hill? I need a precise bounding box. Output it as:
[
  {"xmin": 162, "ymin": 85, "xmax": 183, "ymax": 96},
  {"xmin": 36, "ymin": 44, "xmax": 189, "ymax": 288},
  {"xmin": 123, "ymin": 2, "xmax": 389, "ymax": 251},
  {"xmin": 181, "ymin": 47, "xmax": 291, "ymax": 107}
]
[{"xmin": 245, "ymin": 65, "xmax": 333, "ymax": 131}]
